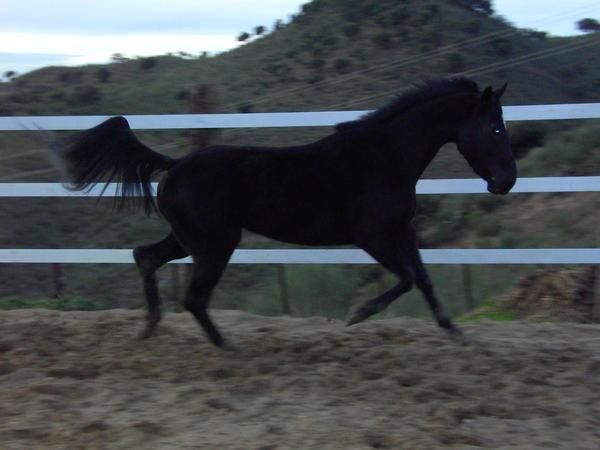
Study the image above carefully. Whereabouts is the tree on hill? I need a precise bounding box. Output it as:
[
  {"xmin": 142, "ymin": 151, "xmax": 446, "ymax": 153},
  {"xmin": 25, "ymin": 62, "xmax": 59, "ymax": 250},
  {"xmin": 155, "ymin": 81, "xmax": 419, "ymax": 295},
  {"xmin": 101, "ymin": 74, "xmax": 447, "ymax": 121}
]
[
  {"xmin": 237, "ymin": 32, "xmax": 250, "ymax": 42},
  {"xmin": 577, "ymin": 18, "xmax": 600, "ymax": 33},
  {"xmin": 453, "ymin": 0, "xmax": 493, "ymax": 15},
  {"xmin": 95, "ymin": 68, "xmax": 111, "ymax": 83}
]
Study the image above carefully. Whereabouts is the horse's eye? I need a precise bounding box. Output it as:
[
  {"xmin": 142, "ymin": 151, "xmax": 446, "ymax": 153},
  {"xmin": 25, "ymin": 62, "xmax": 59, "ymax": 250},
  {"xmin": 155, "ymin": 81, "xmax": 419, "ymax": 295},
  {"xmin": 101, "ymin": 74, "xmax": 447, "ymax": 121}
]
[{"xmin": 493, "ymin": 127, "xmax": 502, "ymax": 135}]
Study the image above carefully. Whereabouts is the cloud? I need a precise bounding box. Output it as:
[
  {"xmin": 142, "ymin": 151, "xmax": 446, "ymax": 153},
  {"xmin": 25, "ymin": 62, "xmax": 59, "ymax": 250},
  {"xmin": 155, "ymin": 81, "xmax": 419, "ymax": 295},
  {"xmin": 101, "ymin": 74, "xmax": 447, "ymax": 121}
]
[
  {"xmin": 0, "ymin": 52, "xmax": 78, "ymax": 75},
  {"xmin": 1, "ymin": 0, "xmax": 304, "ymax": 34},
  {"xmin": 0, "ymin": 0, "xmax": 305, "ymax": 74},
  {"xmin": 0, "ymin": 31, "xmax": 240, "ymax": 75},
  {"xmin": 0, "ymin": 31, "xmax": 238, "ymax": 55}
]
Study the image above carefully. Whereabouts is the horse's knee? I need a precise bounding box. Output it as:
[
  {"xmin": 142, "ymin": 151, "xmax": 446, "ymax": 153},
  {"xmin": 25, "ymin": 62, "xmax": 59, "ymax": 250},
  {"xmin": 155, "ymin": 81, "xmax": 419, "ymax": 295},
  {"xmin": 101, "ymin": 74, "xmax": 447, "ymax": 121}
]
[
  {"xmin": 415, "ymin": 277, "xmax": 432, "ymax": 292},
  {"xmin": 133, "ymin": 245, "xmax": 150, "ymax": 273},
  {"xmin": 414, "ymin": 267, "xmax": 433, "ymax": 292},
  {"xmin": 395, "ymin": 265, "xmax": 415, "ymax": 290}
]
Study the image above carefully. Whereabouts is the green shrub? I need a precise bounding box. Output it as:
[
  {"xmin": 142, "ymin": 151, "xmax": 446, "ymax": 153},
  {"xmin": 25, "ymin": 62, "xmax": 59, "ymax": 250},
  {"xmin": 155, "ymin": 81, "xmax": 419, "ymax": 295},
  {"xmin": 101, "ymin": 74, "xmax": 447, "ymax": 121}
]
[
  {"xmin": 519, "ymin": 123, "xmax": 600, "ymax": 176},
  {"xmin": 0, "ymin": 296, "xmax": 106, "ymax": 311},
  {"xmin": 286, "ymin": 265, "xmax": 357, "ymax": 318},
  {"xmin": 509, "ymin": 122, "xmax": 547, "ymax": 158},
  {"xmin": 309, "ymin": 59, "xmax": 325, "ymax": 70},
  {"xmin": 465, "ymin": 20, "xmax": 481, "ymax": 36},
  {"xmin": 333, "ymin": 58, "xmax": 352, "ymax": 74},
  {"xmin": 238, "ymin": 103, "xmax": 253, "ymax": 113},
  {"xmin": 321, "ymin": 33, "xmax": 338, "ymax": 48},
  {"xmin": 69, "ymin": 85, "xmax": 101, "ymax": 105},
  {"xmin": 139, "ymin": 57, "xmax": 157, "ymax": 70},
  {"xmin": 445, "ymin": 52, "xmax": 466, "ymax": 72},
  {"xmin": 373, "ymin": 32, "xmax": 393, "ymax": 49},
  {"xmin": 57, "ymin": 70, "xmax": 83, "ymax": 84},
  {"xmin": 390, "ymin": 9, "xmax": 410, "ymax": 25},
  {"xmin": 466, "ymin": 208, "xmax": 501, "ymax": 237},
  {"xmin": 490, "ymin": 38, "xmax": 512, "ymax": 57},
  {"xmin": 341, "ymin": 24, "xmax": 361, "ymax": 37},
  {"xmin": 95, "ymin": 68, "xmax": 112, "ymax": 83},
  {"xmin": 307, "ymin": 73, "xmax": 325, "ymax": 84}
]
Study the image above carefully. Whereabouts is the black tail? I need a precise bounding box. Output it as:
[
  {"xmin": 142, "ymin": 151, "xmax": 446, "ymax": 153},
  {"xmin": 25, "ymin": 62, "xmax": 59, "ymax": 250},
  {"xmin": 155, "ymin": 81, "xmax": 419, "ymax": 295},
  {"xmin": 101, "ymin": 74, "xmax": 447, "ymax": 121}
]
[{"xmin": 51, "ymin": 116, "xmax": 174, "ymax": 214}]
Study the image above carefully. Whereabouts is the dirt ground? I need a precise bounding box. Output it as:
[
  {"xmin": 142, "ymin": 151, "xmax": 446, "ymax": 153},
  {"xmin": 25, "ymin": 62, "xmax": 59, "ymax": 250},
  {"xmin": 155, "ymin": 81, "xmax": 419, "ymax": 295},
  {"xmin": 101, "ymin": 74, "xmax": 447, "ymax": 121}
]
[{"xmin": 1, "ymin": 309, "xmax": 599, "ymax": 450}]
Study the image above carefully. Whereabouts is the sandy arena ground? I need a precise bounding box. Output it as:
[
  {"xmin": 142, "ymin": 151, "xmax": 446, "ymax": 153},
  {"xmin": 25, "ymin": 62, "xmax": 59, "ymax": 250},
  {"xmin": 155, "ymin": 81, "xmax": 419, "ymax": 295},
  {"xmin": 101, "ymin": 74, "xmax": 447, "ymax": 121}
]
[{"xmin": 1, "ymin": 309, "xmax": 599, "ymax": 449}]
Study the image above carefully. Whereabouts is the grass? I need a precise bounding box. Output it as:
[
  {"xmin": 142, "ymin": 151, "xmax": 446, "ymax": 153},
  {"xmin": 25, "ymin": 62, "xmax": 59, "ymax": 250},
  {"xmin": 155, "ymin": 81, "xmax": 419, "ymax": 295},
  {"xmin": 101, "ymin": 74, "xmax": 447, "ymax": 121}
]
[
  {"xmin": 455, "ymin": 300, "xmax": 517, "ymax": 322},
  {"xmin": 0, "ymin": 296, "xmax": 108, "ymax": 311},
  {"xmin": 519, "ymin": 122, "xmax": 600, "ymax": 177}
]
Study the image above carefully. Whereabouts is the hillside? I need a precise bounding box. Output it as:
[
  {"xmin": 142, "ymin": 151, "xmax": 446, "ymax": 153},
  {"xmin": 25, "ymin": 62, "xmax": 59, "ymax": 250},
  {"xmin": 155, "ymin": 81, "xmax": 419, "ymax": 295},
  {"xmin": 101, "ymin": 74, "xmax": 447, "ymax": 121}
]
[{"xmin": 0, "ymin": 0, "xmax": 598, "ymax": 317}]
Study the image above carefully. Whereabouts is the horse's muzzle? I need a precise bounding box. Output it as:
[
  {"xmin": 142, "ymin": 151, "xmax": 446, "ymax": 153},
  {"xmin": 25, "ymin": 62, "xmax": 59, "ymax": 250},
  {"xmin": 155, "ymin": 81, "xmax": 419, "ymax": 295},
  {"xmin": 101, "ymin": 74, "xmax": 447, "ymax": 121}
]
[{"xmin": 487, "ymin": 176, "xmax": 516, "ymax": 195}]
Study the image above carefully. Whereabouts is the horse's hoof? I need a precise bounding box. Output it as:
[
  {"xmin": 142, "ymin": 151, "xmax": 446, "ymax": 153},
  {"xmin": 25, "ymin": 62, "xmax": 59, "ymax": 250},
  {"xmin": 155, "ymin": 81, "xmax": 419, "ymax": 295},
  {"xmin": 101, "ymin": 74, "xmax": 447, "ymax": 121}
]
[
  {"xmin": 346, "ymin": 308, "xmax": 369, "ymax": 327},
  {"xmin": 138, "ymin": 325, "xmax": 157, "ymax": 340},
  {"xmin": 448, "ymin": 327, "xmax": 469, "ymax": 346},
  {"xmin": 220, "ymin": 339, "xmax": 240, "ymax": 353}
]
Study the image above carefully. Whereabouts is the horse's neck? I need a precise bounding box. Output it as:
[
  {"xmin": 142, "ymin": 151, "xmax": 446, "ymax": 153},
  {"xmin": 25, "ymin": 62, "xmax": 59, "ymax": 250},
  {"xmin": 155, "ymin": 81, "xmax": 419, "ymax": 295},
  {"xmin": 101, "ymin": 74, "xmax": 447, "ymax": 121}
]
[{"xmin": 393, "ymin": 96, "xmax": 473, "ymax": 181}]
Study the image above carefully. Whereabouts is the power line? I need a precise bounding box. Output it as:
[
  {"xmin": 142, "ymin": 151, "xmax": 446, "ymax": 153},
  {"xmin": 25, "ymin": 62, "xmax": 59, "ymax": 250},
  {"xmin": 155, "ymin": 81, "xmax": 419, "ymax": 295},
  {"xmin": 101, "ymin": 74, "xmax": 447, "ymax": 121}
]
[
  {"xmin": 223, "ymin": 2, "xmax": 599, "ymax": 111},
  {"xmin": 323, "ymin": 34, "xmax": 600, "ymax": 111}
]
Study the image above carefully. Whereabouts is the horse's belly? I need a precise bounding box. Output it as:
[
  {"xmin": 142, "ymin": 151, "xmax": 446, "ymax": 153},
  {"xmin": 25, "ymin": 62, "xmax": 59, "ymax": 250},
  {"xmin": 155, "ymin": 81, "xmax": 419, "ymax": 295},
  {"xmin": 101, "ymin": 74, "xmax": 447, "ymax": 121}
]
[{"xmin": 242, "ymin": 208, "xmax": 353, "ymax": 246}]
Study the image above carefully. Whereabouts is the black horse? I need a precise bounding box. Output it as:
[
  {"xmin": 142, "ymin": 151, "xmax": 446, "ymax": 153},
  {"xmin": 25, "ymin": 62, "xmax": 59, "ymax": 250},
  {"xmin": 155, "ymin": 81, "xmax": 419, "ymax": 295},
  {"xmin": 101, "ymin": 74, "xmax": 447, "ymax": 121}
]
[{"xmin": 52, "ymin": 78, "xmax": 516, "ymax": 348}]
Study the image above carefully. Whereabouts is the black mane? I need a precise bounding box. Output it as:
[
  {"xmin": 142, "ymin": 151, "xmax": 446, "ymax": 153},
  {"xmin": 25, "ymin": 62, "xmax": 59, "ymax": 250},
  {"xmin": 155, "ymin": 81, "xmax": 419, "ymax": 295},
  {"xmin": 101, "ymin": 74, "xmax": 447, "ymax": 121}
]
[{"xmin": 335, "ymin": 77, "xmax": 479, "ymax": 132}]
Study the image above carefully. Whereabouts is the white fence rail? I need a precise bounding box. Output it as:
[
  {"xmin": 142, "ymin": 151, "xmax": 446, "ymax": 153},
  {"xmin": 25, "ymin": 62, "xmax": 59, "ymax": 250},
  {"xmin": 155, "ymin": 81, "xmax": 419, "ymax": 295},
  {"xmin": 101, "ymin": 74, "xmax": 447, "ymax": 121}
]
[
  {"xmin": 0, "ymin": 177, "xmax": 598, "ymax": 197},
  {"xmin": 1, "ymin": 103, "xmax": 600, "ymax": 131},
  {"xmin": 0, "ymin": 248, "xmax": 597, "ymax": 265},
  {"xmin": 1, "ymin": 104, "xmax": 599, "ymax": 265}
]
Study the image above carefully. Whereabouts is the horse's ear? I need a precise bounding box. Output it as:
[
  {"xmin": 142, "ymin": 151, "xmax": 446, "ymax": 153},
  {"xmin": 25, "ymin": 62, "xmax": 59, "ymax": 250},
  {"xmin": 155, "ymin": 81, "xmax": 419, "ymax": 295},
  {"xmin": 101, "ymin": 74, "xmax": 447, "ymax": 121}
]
[
  {"xmin": 477, "ymin": 86, "xmax": 494, "ymax": 112},
  {"xmin": 495, "ymin": 83, "xmax": 507, "ymax": 99},
  {"xmin": 481, "ymin": 86, "xmax": 493, "ymax": 102}
]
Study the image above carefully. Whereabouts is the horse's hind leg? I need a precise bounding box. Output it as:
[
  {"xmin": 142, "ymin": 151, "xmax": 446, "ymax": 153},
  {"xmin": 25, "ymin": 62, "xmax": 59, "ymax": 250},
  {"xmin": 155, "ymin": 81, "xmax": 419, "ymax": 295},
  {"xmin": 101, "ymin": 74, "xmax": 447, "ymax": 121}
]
[
  {"xmin": 133, "ymin": 233, "xmax": 187, "ymax": 338},
  {"xmin": 183, "ymin": 232, "xmax": 240, "ymax": 349}
]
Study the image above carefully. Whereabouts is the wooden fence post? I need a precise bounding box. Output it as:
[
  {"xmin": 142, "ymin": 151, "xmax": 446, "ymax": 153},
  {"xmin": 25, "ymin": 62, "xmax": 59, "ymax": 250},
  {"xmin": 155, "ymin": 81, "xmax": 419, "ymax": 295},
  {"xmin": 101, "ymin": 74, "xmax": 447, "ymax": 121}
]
[
  {"xmin": 593, "ymin": 230, "xmax": 599, "ymax": 322},
  {"xmin": 51, "ymin": 263, "xmax": 64, "ymax": 298},
  {"xmin": 592, "ymin": 266, "xmax": 600, "ymax": 322},
  {"xmin": 277, "ymin": 266, "xmax": 292, "ymax": 315},
  {"xmin": 461, "ymin": 264, "xmax": 475, "ymax": 312},
  {"xmin": 170, "ymin": 265, "xmax": 182, "ymax": 311}
]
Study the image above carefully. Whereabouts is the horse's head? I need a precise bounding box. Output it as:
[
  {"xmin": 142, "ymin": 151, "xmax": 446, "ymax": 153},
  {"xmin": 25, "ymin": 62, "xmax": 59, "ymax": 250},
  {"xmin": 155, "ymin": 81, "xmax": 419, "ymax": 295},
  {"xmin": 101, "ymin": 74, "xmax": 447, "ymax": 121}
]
[{"xmin": 457, "ymin": 84, "xmax": 516, "ymax": 195}]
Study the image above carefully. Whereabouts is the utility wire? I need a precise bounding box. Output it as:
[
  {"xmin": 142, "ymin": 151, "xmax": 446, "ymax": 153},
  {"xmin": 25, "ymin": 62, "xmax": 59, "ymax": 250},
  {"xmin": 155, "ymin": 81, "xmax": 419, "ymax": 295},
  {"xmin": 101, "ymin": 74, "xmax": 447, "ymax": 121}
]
[
  {"xmin": 223, "ymin": 2, "xmax": 599, "ymax": 111},
  {"xmin": 323, "ymin": 34, "xmax": 600, "ymax": 111}
]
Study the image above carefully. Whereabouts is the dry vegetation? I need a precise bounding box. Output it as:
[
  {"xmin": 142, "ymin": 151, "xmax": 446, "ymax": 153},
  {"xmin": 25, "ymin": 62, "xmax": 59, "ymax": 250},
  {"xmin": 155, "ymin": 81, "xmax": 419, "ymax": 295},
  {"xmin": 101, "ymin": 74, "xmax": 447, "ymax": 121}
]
[{"xmin": 1, "ymin": 309, "xmax": 599, "ymax": 449}]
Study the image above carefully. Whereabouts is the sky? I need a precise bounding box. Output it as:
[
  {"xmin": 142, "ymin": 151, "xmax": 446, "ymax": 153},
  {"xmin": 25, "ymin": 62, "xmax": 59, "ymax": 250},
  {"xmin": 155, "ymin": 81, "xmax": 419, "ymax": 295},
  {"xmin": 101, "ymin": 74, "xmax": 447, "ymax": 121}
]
[{"xmin": 1, "ymin": 0, "xmax": 600, "ymax": 77}]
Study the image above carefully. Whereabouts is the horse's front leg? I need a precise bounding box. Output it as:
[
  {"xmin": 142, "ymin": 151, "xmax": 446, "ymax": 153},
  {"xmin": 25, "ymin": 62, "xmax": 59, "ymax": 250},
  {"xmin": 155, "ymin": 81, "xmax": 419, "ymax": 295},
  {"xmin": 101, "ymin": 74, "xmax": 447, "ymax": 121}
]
[
  {"xmin": 402, "ymin": 227, "xmax": 465, "ymax": 342},
  {"xmin": 349, "ymin": 226, "xmax": 464, "ymax": 341}
]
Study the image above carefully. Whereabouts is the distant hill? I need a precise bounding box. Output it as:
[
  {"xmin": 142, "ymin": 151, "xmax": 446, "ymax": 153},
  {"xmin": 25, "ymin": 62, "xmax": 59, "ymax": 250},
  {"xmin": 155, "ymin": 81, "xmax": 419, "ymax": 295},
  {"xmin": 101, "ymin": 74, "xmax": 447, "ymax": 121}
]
[{"xmin": 2, "ymin": 0, "xmax": 599, "ymax": 118}]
